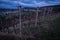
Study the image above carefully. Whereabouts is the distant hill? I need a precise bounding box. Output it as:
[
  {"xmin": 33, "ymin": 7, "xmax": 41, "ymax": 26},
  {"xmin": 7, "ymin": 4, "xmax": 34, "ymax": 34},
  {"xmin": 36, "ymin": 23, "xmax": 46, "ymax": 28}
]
[
  {"xmin": 24, "ymin": 5, "xmax": 60, "ymax": 12},
  {"xmin": 0, "ymin": 5, "xmax": 60, "ymax": 13},
  {"xmin": 24, "ymin": 5, "xmax": 60, "ymax": 9},
  {"xmin": 0, "ymin": 8, "xmax": 18, "ymax": 12}
]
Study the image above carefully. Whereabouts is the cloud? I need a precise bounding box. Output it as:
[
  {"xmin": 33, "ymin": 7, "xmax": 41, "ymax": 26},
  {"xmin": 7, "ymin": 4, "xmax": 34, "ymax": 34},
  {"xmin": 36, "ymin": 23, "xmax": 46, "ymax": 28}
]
[
  {"xmin": 13, "ymin": 1, "xmax": 55, "ymax": 7},
  {"xmin": 0, "ymin": 0, "xmax": 60, "ymax": 9}
]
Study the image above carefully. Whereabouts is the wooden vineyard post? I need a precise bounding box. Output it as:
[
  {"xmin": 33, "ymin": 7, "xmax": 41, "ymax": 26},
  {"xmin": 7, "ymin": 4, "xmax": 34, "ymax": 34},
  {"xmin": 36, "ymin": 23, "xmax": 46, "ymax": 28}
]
[
  {"xmin": 35, "ymin": 7, "xmax": 39, "ymax": 27},
  {"xmin": 49, "ymin": 7, "xmax": 53, "ymax": 16},
  {"xmin": 43, "ymin": 8, "xmax": 46, "ymax": 20},
  {"xmin": 29, "ymin": 12, "xmax": 32, "ymax": 27},
  {"xmin": 18, "ymin": 6, "xmax": 22, "ymax": 37},
  {"xmin": 47, "ymin": 7, "xmax": 53, "ymax": 19}
]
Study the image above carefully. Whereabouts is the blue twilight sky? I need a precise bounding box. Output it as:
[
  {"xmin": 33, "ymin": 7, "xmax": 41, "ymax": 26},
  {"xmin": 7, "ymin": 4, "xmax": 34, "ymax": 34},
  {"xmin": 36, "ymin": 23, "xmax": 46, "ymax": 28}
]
[{"xmin": 0, "ymin": 0, "xmax": 60, "ymax": 9}]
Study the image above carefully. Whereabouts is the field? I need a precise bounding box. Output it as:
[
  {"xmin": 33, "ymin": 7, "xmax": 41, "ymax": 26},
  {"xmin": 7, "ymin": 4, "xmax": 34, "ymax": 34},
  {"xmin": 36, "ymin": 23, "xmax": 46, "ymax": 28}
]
[{"xmin": 0, "ymin": 5, "xmax": 60, "ymax": 40}]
